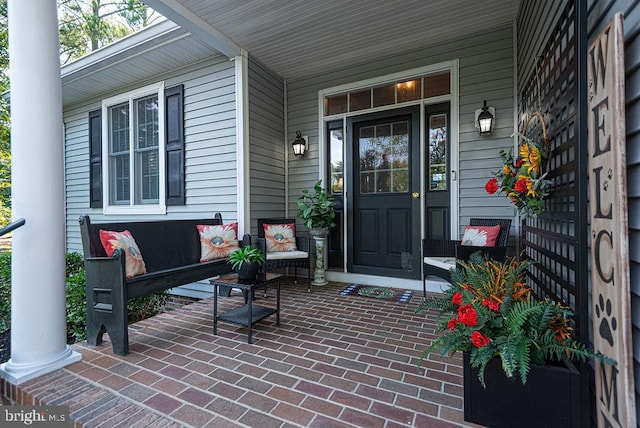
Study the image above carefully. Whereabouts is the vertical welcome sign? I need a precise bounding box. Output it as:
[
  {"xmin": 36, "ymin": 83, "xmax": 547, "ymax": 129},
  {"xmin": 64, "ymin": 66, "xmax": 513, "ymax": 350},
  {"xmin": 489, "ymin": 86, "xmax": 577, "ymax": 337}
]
[{"xmin": 587, "ymin": 13, "xmax": 635, "ymax": 428}]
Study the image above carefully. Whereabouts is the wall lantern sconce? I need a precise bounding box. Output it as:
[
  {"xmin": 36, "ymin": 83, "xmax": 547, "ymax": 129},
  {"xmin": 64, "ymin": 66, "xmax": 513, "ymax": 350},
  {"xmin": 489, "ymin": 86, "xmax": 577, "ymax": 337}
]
[
  {"xmin": 292, "ymin": 131, "xmax": 308, "ymax": 157},
  {"xmin": 475, "ymin": 100, "xmax": 495, "ymax": 136}
]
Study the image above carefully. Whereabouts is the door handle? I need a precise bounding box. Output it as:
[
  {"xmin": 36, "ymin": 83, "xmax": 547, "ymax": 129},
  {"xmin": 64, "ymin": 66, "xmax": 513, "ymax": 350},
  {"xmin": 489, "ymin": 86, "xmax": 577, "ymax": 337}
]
[{"xmin": 412, "ymin": 192, "xmax": 420, "ymax": 199}]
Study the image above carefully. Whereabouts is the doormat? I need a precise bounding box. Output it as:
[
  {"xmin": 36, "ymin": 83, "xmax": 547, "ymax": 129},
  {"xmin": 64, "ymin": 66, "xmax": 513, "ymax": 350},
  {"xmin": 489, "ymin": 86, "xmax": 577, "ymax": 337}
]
[{"xmin": 339, "ymin": 284, "xmax": 414, "ymax": 303}]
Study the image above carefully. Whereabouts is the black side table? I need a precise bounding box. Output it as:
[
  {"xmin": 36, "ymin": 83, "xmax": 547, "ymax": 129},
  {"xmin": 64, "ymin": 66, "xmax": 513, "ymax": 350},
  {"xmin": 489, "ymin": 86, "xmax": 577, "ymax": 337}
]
[{"xmin": 211, "ymin": 272, "xmax": 282, "ymax": 343}]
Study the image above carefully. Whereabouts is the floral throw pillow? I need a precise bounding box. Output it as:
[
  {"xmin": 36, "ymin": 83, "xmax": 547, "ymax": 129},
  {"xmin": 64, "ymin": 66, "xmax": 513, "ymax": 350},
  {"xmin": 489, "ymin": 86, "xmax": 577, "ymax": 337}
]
[
  {"xmin": 99, "ymin": 229, "xmax": 147, "ymax": 278},
  {"xmin": 461, "ymin": 225, "xmax": 501, "ymax": 247},
  {"xmin": 198, "ymin": 223, "xmax": 239, "ymax": 261},
  {"xmin": 263, "ymin": 223, "xmax": 297, "ymax": 252}
]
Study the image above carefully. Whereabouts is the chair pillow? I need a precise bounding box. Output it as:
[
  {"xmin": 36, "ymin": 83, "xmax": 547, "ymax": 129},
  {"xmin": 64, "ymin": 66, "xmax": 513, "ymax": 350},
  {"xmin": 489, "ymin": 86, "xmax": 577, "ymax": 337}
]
[
  {"xmin": 99, "ymin": 229, "xmax": 147, "ymax": 278},
  {"xmin": 263, "ymin": 223, "xmax": 297, "ymax": 252},
  {"xmin": 198, "ymin": 223, "xmax": 239, "ymax": 261},
  {"xmin": 461, "ymin": 225, "xmax": 501, "ymax": 247}
]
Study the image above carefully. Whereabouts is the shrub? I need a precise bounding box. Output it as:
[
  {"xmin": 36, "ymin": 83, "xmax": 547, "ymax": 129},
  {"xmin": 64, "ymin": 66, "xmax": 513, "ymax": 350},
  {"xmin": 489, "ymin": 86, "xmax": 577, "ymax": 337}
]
[
  {"xmin": 1, "ymin": 251, "xmax": 170, "ymax": 342},
  {"xmin": 0, "ymin": 251, "xmax": 10, "ymax": 332},
  {"xmin": 66, "ymin": 268, "xmax": 87, "ymax": 340}
]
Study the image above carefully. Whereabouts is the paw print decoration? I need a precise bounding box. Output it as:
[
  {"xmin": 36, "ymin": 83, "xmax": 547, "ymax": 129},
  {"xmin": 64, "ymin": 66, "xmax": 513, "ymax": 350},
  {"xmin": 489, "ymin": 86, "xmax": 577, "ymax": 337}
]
[{"xmin": 595, "ymin": 294, "xmax": 617, "ymax": 347}]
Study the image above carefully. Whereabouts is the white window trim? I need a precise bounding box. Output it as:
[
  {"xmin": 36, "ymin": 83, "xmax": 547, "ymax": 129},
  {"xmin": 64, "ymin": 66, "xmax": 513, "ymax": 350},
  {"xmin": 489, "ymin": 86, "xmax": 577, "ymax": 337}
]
[
  {"xmin": 101, "ymin": 82, "xmax": 166, "ymax": 215},
  {"xmin": 317, "ymin": 60, "xmax": 460, "ymax": 275}
]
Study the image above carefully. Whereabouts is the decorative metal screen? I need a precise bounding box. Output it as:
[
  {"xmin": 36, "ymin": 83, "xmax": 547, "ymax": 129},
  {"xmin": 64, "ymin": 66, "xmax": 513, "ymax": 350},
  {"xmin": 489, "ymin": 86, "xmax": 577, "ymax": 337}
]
[
  {"xmin": 518, "ymin": 0, "xmax": 593, "ymax": 422},
  {"xmin": 518, "ymin": 1, "xmax": 588, "ymax": 339}
]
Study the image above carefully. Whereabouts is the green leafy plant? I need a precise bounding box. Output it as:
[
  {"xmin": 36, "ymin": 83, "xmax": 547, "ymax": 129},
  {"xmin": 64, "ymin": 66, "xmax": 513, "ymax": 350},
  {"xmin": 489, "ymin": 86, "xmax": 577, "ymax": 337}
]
[
  {"xmin": 66, "ymin": 268, "xmax": 87, "ymax": 340},
  {"xmin": 296, "ymin": 180, "xmax": 336, "ymax": 230},
  {"xmin": 228, "ymin": 245, "xmax": 265, "ymax": 270},
  {"xmin": 0, "ymin": 251, "xmax": 10, "ymax": 332},
  {"xmin": 416, "ymin": 252, "xmax": 615, "ymax": 386}
]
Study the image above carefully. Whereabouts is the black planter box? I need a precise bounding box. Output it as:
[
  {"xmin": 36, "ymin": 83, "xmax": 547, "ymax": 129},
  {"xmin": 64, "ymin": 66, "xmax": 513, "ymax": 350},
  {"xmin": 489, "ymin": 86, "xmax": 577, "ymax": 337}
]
[{"xmin": 463, "ymin": 352, "xmax": 581, "ymax": 428}]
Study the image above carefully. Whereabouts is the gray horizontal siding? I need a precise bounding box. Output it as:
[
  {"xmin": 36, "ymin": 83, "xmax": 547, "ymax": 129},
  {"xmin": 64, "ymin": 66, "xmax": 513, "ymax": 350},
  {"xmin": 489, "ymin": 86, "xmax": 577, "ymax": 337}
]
[
  {"xmin": 63, "ymin": 56, "xmax": 238, "ymax": 254},
  {"xmin": 248, "ymin": 57, "xmax": 285, "ymax": 235},
  {"xmin": 286, "ymin": 25, "xmax": 516, "ymax": 238}
]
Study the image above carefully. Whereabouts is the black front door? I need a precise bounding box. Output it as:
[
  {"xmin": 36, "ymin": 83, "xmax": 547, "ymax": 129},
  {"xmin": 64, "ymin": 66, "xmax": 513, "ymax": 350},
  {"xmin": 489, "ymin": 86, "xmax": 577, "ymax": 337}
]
[{"xmin": 347, "ymin": 107, "xmax": 421, "ymax": 278}]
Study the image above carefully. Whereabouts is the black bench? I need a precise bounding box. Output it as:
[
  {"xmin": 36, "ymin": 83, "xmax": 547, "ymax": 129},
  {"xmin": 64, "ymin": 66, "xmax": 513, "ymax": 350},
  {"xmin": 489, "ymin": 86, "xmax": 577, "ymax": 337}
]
[{"xmin": 79, "ymin": 213, "xmax": 244, "ymax": 355}]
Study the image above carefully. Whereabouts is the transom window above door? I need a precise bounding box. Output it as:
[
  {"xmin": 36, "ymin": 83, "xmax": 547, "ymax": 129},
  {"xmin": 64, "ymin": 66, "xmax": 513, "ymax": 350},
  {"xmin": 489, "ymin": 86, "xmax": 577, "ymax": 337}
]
[{"xmin": 324, "ymin": 71, "xmax": 450, "ymax": 116}]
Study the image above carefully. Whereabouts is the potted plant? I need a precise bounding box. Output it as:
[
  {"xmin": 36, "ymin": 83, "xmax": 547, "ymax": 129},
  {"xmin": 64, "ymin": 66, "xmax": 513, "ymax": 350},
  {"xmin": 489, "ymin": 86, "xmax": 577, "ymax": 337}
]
[
  {"xmin": 296, "ymin": 180, "xmax": 336, "ymax": 235},
  {"xmin": 228, "ymin": 245, "xmax": 265, "ymax": 281},
  {"xmin": 416, "ymin": 252, "xmax": 615, "ymax": 427},
  {"xmin": 296, "ymin": 180, "xmax": 335, "ymax": 285}
]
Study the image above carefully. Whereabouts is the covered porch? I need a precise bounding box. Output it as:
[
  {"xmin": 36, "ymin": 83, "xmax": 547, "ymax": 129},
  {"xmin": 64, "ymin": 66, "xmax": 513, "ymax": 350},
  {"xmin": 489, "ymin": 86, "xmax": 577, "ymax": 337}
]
[
  {"xmin": 1, "ymin": 0, "xmax": 637, "ymax": 426},
  {"xmin": 1, "ymin": 279, "xmax": 465, "ymax": 427}
]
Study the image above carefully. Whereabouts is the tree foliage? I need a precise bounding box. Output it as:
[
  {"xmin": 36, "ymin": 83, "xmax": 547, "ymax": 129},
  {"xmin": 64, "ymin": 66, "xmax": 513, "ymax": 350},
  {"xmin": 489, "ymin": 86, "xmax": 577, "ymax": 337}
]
[
  {"xmin": 0, "ymin": 0, "xmax": 10, "ymax": 226},
  {"xmin": 0, "ymin": 1, "xmax": 155, "ymax": 227},
  {"xmin": 58, "ymin": 0, "xmax": 157, "ymax": 65}
]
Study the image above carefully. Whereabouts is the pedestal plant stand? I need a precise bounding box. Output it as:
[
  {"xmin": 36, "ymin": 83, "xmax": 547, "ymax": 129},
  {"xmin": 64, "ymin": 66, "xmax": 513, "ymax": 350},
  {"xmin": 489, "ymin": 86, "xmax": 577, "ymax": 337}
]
[
  {"xmin": 296, "ymin": 180, "xmax": 335, "ymax": 287},
  {"xmin": 310, "ymin": 228, "xmax": 328, "ymax": 286}
]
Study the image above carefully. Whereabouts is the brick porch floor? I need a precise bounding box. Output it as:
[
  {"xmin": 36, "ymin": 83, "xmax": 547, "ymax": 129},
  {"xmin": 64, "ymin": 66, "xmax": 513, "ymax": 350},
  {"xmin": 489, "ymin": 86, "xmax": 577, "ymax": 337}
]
[{"xmin": 1, "ymin": 278, "xmax": 475, "ymax": 427}]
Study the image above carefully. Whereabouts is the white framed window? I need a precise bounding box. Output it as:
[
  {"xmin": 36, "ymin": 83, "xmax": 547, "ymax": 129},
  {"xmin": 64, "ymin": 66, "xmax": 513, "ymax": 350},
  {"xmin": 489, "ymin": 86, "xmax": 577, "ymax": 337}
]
[{"xmin": 101, "ymin": 82, "xmax": 166, "ymax": 215}]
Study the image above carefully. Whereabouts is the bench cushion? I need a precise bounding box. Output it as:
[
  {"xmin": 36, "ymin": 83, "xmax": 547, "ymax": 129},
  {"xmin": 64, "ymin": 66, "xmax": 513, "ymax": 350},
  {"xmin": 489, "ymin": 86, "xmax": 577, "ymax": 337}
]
[
  {"xmin": 263, "ymin": 223, "xmax": 297, "ymax": 252},
  {"xmin": 99, "ymin": 229, "xmax": 147, "ymax": 278},
  {"xmin": 266, "ymin": 250, "xmax": 309, "ymax": 261},
  {"xmin": 198, "ymin": 223, "xmax": 239, "ymax": 261},
  {"xmin": 424, "ymin": 256, "xmax": 456, "ymax": 271}
]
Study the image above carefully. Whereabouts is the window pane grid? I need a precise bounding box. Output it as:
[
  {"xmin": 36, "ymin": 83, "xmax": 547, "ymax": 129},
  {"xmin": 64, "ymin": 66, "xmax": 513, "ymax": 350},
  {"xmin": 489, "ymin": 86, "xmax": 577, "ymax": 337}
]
[
  {"xmin": 106, "ymin": 91, "xmax": 161, "ymax": 208},
  {"xmin": 110, "ymin": 154, "xmax": 130, "ymax": 204},
  {"xmin": 359, "ymin": 121, "xmax": 409, "ymax": 194},
  {"xmin": 136, "ymin": 149, "xmax": 159, "ymax": 203},
  {"xmin": 136, "ymin": 95, "xmax": 159, "ymax": 149},
  {"xmin": 109, "ymin": 103, "xmax": 129, "ymax": 154}
]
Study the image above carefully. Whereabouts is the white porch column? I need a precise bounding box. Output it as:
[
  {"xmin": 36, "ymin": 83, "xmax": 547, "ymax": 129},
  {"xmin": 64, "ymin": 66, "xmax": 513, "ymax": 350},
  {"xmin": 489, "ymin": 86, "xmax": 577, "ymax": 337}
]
[{"xmin": 0, "ymin": 0, "xmax": 81, "ymax": 385}]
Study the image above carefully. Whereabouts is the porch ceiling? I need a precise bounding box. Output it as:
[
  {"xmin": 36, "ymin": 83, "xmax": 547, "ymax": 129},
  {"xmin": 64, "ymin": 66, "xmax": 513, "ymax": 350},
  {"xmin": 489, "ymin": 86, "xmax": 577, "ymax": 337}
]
[
  {"xmin": 62, "ymin": 1, "xmax": 521, "ymax": 107},
  {"xmin": 145, "ymin": 0, "xmax": 521, "ymax": 80}
]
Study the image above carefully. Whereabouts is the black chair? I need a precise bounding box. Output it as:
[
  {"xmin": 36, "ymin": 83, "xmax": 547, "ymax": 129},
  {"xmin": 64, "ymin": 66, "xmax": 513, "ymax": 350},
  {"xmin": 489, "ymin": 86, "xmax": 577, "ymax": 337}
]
[
  {"xmin": 256, "ymin": 218, "xmax": 312, "ymax": 292},
  {"xmin": 422, "ymin": 218, "xmax": 512, "ymax": 300}
]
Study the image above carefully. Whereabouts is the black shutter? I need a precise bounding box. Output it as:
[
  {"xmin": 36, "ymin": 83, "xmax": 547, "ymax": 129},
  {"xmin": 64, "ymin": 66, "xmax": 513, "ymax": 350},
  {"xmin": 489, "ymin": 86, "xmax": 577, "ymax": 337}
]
[
  {"xmin": 88, "ymin": 109, "xmax": 102, "ymax": 208},
  {"xmin": 165, "ymin": 84, "xmax": 185, "ymax": 205}
]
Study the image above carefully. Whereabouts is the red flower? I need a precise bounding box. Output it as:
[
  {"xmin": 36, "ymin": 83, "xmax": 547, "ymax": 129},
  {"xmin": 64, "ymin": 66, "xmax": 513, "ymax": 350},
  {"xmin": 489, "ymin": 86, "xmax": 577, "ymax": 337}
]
[
  {"xmin": 447, "ymin": 318, "xmax": 458, "ymax": 330},
  {"xmin": 515, "ymin": 159, "xmax": 523, "ymax": 168},
  {"xmin": 485, "ymin": 178, "xmax": 499, "ymax": 195},
  {"xmin": 457, "ymin": 304, "xmax": 478, "ymax": 327},
  {"xmin": 514, "ymin": 178, "xmax": 527, "ymax": 193},
  {"xmin": 482, "ymin": 298, "xmax": 500, "ymax": 311},
  {"xmin": 471, "ymin": 331, "xmax": 490, "ymax": 348},
  {"xmin": 452, "ymin": 292, "xmax": 463, "ymax": 305}
]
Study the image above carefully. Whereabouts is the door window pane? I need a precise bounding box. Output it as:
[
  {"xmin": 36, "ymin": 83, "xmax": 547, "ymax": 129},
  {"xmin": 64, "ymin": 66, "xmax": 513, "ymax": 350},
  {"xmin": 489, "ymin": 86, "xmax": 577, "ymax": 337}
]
[
  {"xmin": 359, "ymin": 120, "xmax": 409, "ymax": 194},
  {"xmin": 328, "ymin": 123, "xmax": 344, "ymax": 194},
  {"xmin": 428, "ymin": 114, "xmax": 447, "ymax": 191}
]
